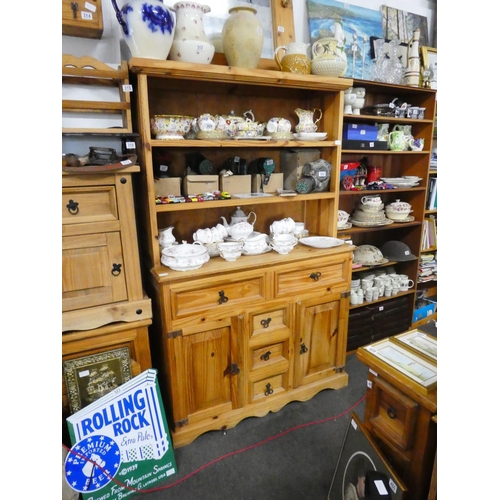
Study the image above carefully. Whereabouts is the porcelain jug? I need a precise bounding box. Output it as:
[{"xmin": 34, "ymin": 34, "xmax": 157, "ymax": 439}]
[
  {"xmin": 274, "ymin": 42, "xmax": 311, "ymax": 74},
  {"xmin": 294, "ymin": 108, "xmax": 323, "ymax": 133},
  {"xmin": 158, "ymin": 226, "xmax": 176, "ymax": 247},
  {"xmin": 111, "ymin": 0, "xmax": 176, "ymax": 59},
  {"xmin": 388, "ymin": 130, "xmax": 407, "ymax": 151}
]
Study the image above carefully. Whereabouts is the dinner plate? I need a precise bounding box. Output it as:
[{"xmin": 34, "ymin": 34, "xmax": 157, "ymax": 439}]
[
  {"xmin": 232, "ymin": 135, "xmax": 272, "ymax": 141},
  {"xmin": 350, "ymin": 218, "xmax": 394, "ymax": 227},
  {"xmin": 293, "ymin": 132, "xmax": 328, "ymax": 141},
  {"xmin": 299, "ymin": 236, "xmax": 346, "ymax": 248}
]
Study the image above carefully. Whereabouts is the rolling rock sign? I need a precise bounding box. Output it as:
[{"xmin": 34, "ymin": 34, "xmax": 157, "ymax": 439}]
[{"xmin": 65, "ymin": 369, "xmax": 177, "ymax": 499}]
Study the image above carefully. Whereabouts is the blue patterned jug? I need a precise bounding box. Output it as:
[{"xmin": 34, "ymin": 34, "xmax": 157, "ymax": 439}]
[{"xmin": 111, "ymin": 0, "xmax": 176, "ymax": 60}]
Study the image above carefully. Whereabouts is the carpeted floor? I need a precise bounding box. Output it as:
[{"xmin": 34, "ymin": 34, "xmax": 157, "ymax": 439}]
[{"xmin": 134, "ymin": 352, "xmax": 370, "ymax": 500}]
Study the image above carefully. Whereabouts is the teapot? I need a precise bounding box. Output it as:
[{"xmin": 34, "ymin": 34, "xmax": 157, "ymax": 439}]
[
  {"xmin": 222, "ymin": 221, "xmax": 255, "ymax": 240},
  {"xmin": 294, "ymin": 108, "xmax": 323, "ymax": 134},
  {"xmin": 220, "ymin": 206, "xmax": 257, "ymax": 227}
]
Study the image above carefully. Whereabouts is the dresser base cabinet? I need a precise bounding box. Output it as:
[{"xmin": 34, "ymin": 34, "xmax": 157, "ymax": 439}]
[
  {"xmin": 357, "ymin": 348, "xmax": 437, "ymax": 500},
  {"xmin": 147, "ymin": 246, "xmax": 353, "ymax": 448}
]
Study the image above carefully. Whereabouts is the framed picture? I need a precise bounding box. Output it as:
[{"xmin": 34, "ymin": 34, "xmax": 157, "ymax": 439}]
[
  {"xmin": 391, "ymin": 329, "xmax": 437, "ymax": 364},
  {"xmin": 328, "ymin": 412, "xmax": 407, "ymax": 500},
  {"xmin": 63, "ymin": 347, "xmax": 132, "ymax": 415},
  {"xmin": 420, "ymin": 46, "xmax": 437, "ymax": 89},
  {"xmin": 364, "ymin": 339, "xmax": 437, "ymax": 392},
  {"xmin": 369, "ymin": 36, "xmax": 408, "ymax": 67}
]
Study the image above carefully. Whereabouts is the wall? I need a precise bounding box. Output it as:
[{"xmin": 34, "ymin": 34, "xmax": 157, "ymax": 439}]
[{"xmin": 62, "ymin": 0, "xmax": 436, "ymax": 64}]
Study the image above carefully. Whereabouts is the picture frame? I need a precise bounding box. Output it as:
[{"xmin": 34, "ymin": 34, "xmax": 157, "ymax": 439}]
[
  {"xmin": 369, "ymin": 36, "xmax": 408, "ymax": 68},
  {"xmin": 364, "ymin": 339, "xmax": 437, "ymax": 392},
  {"xmin": 327, "ymin": 412, "xmax": 407, "ymax": 500},
  {"xmin": 420, "ymin": 46, "xmax": 437, "ymax": 89},
  {"xmin": 63, "ymin": 347, "xmax": 132, "ymax": 414},
  {"xmin": 391, "ymin": 329, "xmax": 437, "ymax": 364}
]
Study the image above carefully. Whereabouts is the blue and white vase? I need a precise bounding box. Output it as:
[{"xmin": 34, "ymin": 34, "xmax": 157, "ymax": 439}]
[{"xmin": 111, "ymin": 0, "xmax": 176, "ymax": 60}]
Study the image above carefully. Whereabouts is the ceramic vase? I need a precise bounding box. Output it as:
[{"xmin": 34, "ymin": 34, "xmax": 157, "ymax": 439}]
[
  {"xmin": 403, "ymin": 29, "xmax": 421, "ymax": 87},
  {"xmin": 111, "ymin": 0, "xmax": 176, "ymax": 60},
  {"xmin": 222, "ymin": 6, "xmax": 264, "ymax": 69},
  {"xmin": 169, "ymin": 2, "xmax": 215, "ymax": 64}
]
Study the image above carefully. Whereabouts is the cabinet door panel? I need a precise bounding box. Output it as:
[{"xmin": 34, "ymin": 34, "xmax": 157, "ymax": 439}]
[
  {"xmin": 295, "ymin": 298, "xmax": 340, "ymax": 387},
  {"xmin": 62, "ymin": 232, "xmax": 127, "ymax": 311},
  {"xmin": 183, "ymin": 327, "xmax": 233, "ymax": 422}
]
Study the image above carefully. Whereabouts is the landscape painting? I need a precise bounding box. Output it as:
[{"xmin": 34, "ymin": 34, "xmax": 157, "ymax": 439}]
[
  {"xmin": 381, "ymin": 6, "xmax": 429, "ymax": 47},
  {"xmin": 306, "ymin": 0, "xmax": 383, "ymax": 80}
]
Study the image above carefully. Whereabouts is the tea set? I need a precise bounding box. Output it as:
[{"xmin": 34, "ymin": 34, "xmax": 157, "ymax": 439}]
[
  {"xmin": 151, "ymin": 107, "xmax": 327, "ymax": 140},
  {"xmin": 159, "ymin": 209, "xmax": 308, "ymax": 269},
  {"xmin": 346, "ymin": 195, "xmax": 414, "ymax": 227}
]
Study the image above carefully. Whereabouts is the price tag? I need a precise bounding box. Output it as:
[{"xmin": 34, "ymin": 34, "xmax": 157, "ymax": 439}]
[
  {"xmin": 122, "ymin": 84, "xmax": 133, "ymax": 92},
  {"xmin": 277, "ymin": 26, "xmax": 285, "ymax": 33},
  {"xmin": 125, "ymin": 141, "xmax": 136, "ymax": 150},
  {"xmin": 81, "ymin": 11, "xmax": 93, "ymax": 20},
  {"xmin": 85, "ymin": 1, "xmax": 96, "ymax": 11}
]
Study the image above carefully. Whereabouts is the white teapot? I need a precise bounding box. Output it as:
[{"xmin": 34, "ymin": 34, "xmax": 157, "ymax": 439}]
[
  {"xmin": 224, "ymin": 221, "xmax": 254, "ymax": 240},
  {"xmin": 220, "ymin": 206, "xmax": 257, "ymax": 227}
]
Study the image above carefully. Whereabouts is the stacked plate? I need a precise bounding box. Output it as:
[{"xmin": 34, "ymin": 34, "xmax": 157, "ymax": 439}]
[
  {"xmin": 350, "ymin": 202, "xmax": 394, "ymax": 227},
  {"xmin": 381, "ymin": 176, "xmax": 422, "ymax": 187}
]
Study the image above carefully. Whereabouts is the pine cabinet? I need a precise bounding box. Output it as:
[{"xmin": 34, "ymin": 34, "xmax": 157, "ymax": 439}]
[{"xmin": 127, "ymin": 58, "xmax": 355, "ymax": 447}]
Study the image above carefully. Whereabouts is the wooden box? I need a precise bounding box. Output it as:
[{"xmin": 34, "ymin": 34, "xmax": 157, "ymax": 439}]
[{"xmin": 62, "ymin": 0, "xmax": 103, "ymax": 39}]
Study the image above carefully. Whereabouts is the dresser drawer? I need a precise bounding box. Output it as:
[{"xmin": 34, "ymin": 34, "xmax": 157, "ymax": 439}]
[
  {"xmin": 62, "ymin": 232, "xmax": 127, "ymax": 311},
  {"xmin": 251, "ymin": 342, "xmax": 289, "ymax": 373},
  {"xmin": 275, "ymin": 259, "xmax": 348, "ymax": 299},
  {"xmin": 250, "ymin": 307, "xmax": 290, "ymax": 341},
  {"xmin": 367, "ymin": 375, "xmax": 419, "ymax": 452},
  {"xmin": 251, "ymin": 373, "xmax": 287, "ymax": 403},
  {"xmin": 169, "ymin": 273, "xmax": 266, "ymax": 322},
  {"xmin": 62, "ymin": 186, "xmax": 118, "ymax": 225}
]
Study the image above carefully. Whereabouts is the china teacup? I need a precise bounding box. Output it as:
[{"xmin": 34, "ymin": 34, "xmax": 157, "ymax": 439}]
[
  {"xmin": 272, "ymin": 233, "xmax": 298, "ymax": 246},
  {"xmin": 361, "ymin": 195, "xmax": 382, "ymax": 206},
  {"xmin": 270, "ymin": 217, "xmax": 295, "ymax": 235},
  {"xmin": 270, "ymin": 242, "xmax": 295, "ymax": 255},
  {"xmin": 217, "ymin": 242, "xmax": 243, "ymax": 261}
]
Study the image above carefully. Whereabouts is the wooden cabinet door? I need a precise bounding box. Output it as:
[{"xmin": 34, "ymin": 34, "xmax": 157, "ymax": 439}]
[
  {"xmin": 62, "ymin": 232, "xmax": 127, "ymax": 311},
  {"xmin": 168, "ymin": 326, "xmax": 235, "ymax": 429},
  {"xmin": 294, "ymin": 296, "xmax": 342, "ymax": 387}
]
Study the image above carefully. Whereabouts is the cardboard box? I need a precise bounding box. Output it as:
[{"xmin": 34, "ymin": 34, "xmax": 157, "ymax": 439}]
[
  {"xmin": 342, "ymin": 123, "xmax": 378, "ymax": 141},
  {"xmin": 154, "ymin": 177, "xmax": 182, "ymax": 197},
  {"xmin": 280, "ymin": 149, "xmax": 321, "ymax": 191},
  {"xmin": 251, "ymin": 173, "xmax": 284, "ymax": 193},
  {"xmin": 219, "ymin": 174, "xmax": 252, "ymax": 194},
  {"xmin": 412, "ymin": 299, "xmax": 437, "ymax": 323},
  {"xmin": 182, "ymin": 175, "xmax": 219, "ymax": 196}
]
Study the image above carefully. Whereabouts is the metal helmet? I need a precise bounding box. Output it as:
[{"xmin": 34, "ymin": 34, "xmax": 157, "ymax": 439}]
[
  {"xmin": 380, "ymin": 240, "xmax": 417, "ymax": 261},
  {"xmin": 353, "ymin": 245, "xmax": 387, "ymax": 266}
]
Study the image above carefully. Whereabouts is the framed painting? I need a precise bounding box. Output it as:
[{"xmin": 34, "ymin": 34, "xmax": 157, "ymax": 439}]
[
  {"xmin": 381, "ymin": 6, "xmax": 429, "ymax": 47},
  {"xmin": 306, "ymin": 0, "xmax": 383, "ymax": 80},
  {"xmin": 420, "ymin": 46, "xmax": 437, "ymax": 89},
  {"xmin": 63, "ymin": 347, "xmax": 132, "ymax": 414},
  {"xmin": 391, "ymin": 329, "xmax": 437, "ymax": 364},
  {"xmin": 364, "ymin": 339, "xmax": 437, "ymax": 392},
  {"xmin": 327, "ymin": 412, "xmax": 407, "ymax": 500}
]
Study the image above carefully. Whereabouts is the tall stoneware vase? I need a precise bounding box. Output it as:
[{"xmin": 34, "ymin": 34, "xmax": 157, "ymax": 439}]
[
  {"xmin": 169, "ymin": 2, "xmax": 215, "ymax": 64},
  {"xmin": 111, "ymin": 0, "xmax": 176, "ymax": 60},
  {"xmin": 222, "ymin": 6, "xmax": 264, "ymax": 69},
  {"xmin": 403, "ymin": 29, "xmax": 421, "ymax": 87}
]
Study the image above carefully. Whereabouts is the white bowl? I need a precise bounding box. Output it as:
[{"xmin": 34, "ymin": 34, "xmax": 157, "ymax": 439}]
[
  {"xmin": 311, "ymin": 57, "xmax": 347, "ymax": 77},
  {"xmin": 151, "ymin": 115, "xmax": 194, "ymax": 139}
]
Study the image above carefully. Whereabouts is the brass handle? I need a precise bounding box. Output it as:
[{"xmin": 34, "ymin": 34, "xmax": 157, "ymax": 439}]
[
  {"xmin": 387, "ymin": 405, "xmax": 397, "ymax": 419},
  {"xmin": 264, "ymin": 383, "xmax": 274, "ymax": 396},
  {"xmin": 111, "ymin": 263, "xmax": 122, "ymax": 276},
  {"xmin": 218, "ymin": 290, "xmax": 229, "ymax": 304},
  {"xmin": 260, "ymin": 351, "xmax": 271, "ymax": 361},
  {"xmin": 66, "ymin": 199, "xmax": 79, "ymax": 215},
  {"xmin": 260, "ymin": 318, "xmax": 271, "ymax": 328},
  {"xmin": 310, "ymin": 272, "xmax": 322, "ymax": 281}
]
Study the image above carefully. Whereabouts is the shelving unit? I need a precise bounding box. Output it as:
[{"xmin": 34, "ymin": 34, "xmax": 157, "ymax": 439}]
[
  {"xmin": 339, "ymin": 79, "xmax": 437, "ymax": 350},
  {"xmin": 128, "ymin": 58, "xmax": 356, "ymax": 447}
]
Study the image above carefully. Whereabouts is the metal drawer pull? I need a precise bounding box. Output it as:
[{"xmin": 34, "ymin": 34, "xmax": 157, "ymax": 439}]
[
  {"xmin": 264, "ymin": 383, "xmax": 274, "ymax": 396},
  {"xmin": 111, "ymin": 263, "xmax": 122, "ymax": 276},
  {"xmin": 300, "ymin": 343, "xmax": 308, "ymax": 354},
  {"xmin": 230, "ymin": 363, "xmax": 240, "ymax": 375},
  {"xmin": 309, "ymin": 272, "xmax": 322, "ymax": 281},
  {"xmin": 260, "ymin": 351, "xmax": 271, "ymax": 361},
  {"xmin": 218, "ymin": 290, "xmax": 229, "ymax": 304},
  {"xmin": 66, "ymin": 199, "xmax": 79, "ymax": 215},
  {"xmin": 387, "ymin": 405, "xmax": 398, "ymax": 419},
  {"xmin": 260, "ymin": 318, "xmax": 271, "ymax": 328}
]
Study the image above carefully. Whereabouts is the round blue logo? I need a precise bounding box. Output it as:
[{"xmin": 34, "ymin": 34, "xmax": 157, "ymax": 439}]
[{"xmin": 64, "ymin": 435, "xmax": 121, "ymax": 493}]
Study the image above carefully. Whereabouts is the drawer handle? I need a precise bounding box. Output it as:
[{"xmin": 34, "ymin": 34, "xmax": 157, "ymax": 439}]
[
  {"xmin": 111, "ymin": 263, "xmax": 122, "ymax": 276},
  {"xmin": 309, "ymin": 272, "xmax": 322, "ymax": 281},
  {"xmin": 66, "ymin": 199, "xmax": 79, "ymax": 215},
  {"xmin": 260, "ymin": 318, "xmax": 271, "ymax": 328},
  {"xmin": 230, "ymin": 363, "xmax": 240, "ymax": 375},
  {"xmin": 218, "ymin": 290, "xmax": 229, "ymax": 304},
  {"xmin": 387, "ymin": 405, "xmax": 398, "ymax": 419},
  {"xmin": 260, "ymin": 351, "xmax": 271, "ymax": 361},
  {"xmin": 300, "ymin": 343, "xmax": 308, "ymax": 354},
  {"xmin": 264, "ymin": 383, "xmax": 274, "ymax": 396}
]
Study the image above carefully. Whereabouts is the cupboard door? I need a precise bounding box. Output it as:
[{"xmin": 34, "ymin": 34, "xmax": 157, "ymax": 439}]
[
  {"xmin": 294, "ymin": 297, "xmax": 341, "ymax": 387},
  {"xmin": 170, "ymin": 326, "xmax": 235, "ymax": 428},
  {"xmin": 62, "ymin": 232, "xmax": 127, "ymax": 311}
]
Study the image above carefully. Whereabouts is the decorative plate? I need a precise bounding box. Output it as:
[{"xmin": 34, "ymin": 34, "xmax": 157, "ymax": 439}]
[
  {"xmin": 299, "ymin": 236, "xmax": 346, "ymax": 248},
  {"xmin": 337, "ymin": 222, "xmax": 352, "ymax": 230},
  {"xmin": 350, "ymin": 218, "xmax": 394, "ymax": 227}
]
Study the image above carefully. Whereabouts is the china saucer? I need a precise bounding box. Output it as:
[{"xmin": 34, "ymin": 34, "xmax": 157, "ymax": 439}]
[
  {"xmin": 293, "ymin": 132, "xmax": 328, "ymax": 141},
  {"xmin": 392, "ymin": 215, "xmax": 415, "ymax": 223},
  {"xmin": 337, "ymin": 222, "xmax": 352, "ymax": 230}
]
